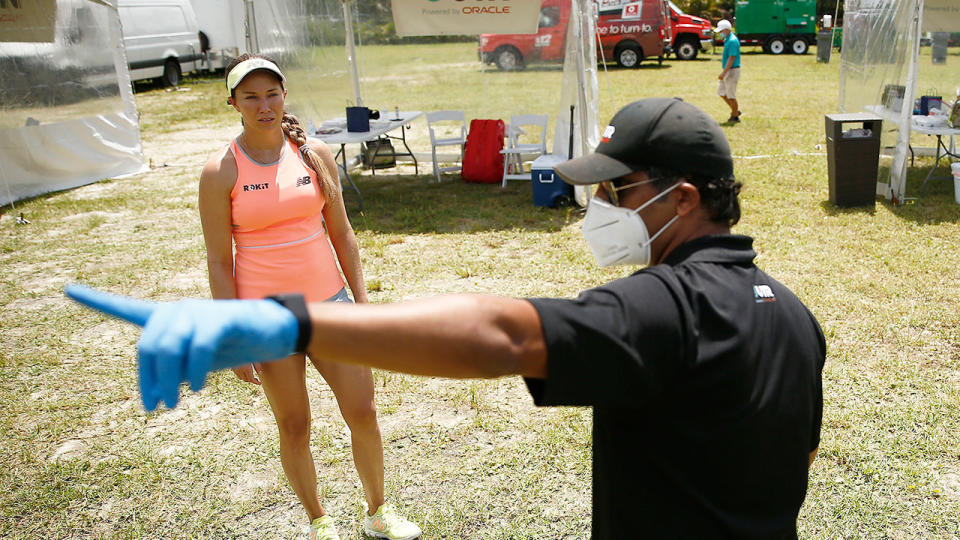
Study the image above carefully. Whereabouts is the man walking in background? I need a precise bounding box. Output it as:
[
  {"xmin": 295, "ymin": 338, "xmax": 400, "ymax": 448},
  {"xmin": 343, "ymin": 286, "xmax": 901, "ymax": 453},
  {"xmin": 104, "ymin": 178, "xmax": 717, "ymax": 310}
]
[{"xmin": 716, "ymin": 19, "xmax": 742, "ymax": 122}]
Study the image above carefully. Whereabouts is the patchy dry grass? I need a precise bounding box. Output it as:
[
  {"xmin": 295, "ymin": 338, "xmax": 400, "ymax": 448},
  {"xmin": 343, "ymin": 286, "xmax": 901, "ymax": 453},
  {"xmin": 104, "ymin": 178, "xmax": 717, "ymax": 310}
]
[{"xmin": 1, "ymin": 43, "xmax": 959, "ymax": 539}]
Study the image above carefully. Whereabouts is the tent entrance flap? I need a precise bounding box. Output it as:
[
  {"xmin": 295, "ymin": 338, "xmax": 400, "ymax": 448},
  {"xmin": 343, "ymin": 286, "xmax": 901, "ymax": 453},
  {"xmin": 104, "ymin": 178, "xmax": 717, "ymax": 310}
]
[
  {"xmin": 1, "ymin": 0, "xmax": 145, "ymax": 207},
  {"xmin": 838, "ymin": 0, "xmax": 960, "ymax": 203}
]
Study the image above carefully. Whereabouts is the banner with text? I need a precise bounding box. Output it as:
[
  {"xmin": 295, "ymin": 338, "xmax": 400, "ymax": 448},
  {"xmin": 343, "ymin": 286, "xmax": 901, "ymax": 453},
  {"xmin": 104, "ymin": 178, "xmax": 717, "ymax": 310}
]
[
  {"xmin": 391, "ymin": 0, "xmax": 541, "ymax": 37},
  {"xmin": 923, "ymin": 0, "xmax": 960, "ymax": 33},
  {"xmin": 0, "ymin": 0, "xmax": 57, "ymax": 43}
]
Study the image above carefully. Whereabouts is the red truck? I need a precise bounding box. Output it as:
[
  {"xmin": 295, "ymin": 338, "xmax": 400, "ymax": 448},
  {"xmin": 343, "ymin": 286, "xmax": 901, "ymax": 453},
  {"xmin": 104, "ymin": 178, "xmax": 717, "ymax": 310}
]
[
  {"xmin": 666, "ymin": 0, "xmax": 714, "ymax": 60},
  {"xmin": 479, "ymin": 0, "xmax": 673, "ymax": 70}
]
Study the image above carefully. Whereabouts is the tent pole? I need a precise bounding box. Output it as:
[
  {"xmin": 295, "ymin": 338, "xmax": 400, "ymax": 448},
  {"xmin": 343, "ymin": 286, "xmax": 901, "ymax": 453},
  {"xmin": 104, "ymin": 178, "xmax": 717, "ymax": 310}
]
[
  {"xmin": 576, "ymin": 0, "xmax": 589, "ymax": 157},
  {"xmin": 244, "ymin": 0, "xmax": 259, "ymax": 53},
  {"xmin": 830, "ymin": 0, "xmax": 841, "ymax": 52},
  {"xmin": 343, "ymin": 0, "xmax": 363, "ymax": 107},
  {"xmin": 891, "ymin": 0, "xmax": 924, "ymax": 204},
  {"xmin": 106, "ymin": 2, "xmax": 137, "ymax": 122}
]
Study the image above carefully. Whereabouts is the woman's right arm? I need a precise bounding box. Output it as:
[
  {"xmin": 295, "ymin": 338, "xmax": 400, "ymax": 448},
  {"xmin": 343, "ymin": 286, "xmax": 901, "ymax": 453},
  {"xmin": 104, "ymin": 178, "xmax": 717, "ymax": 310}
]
[
  {"xmin": 198, "ymin": 149, "xmax": 237, "ymax": 300},
  {"xmin": 199, "ymin": 149, "xmax": 261, "ymax": 385}
]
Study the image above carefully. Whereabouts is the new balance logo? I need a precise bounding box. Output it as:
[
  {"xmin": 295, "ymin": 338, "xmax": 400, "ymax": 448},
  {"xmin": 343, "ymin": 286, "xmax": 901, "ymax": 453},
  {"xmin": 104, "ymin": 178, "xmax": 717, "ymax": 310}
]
[
  {"xmin": 296, "ymin": 176, "xmax": 312, "ymax": 187},
  {"xmin": 753, "ymin": 284, "xmax": 776, "ymax": 303},
  {"xmin": 242, "ymin": 182, "xmax": 270, "ymax": 192}
]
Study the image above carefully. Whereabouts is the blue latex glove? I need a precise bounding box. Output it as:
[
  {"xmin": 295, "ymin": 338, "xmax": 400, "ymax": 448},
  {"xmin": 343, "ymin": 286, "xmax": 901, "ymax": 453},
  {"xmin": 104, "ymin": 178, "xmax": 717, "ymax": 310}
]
[{"xmin": 65, "ymin": 284, "xmax": 299, "ymax": 411}]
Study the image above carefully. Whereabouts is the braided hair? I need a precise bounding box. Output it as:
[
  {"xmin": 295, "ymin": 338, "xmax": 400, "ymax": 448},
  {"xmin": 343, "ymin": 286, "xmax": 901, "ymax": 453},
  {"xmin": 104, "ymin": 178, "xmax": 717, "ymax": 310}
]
[
  {"xmin": 225, "ymin": 53, "xmax": 339, "ymax": 204},
  {"xmin": 281, "ymin": 112, "xmax": 339, "ymax": 204}
]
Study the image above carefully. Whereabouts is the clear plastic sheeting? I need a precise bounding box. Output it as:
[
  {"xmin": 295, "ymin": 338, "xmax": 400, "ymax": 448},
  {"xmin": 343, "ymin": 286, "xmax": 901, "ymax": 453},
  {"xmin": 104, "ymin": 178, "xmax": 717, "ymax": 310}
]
[
  {"xmin": 557, "ymin": 0, "xmax": 600, "ymax": 206},
  {"xmin": 256, "ymin": 0, "xmax": 360, "ymax": 125},
  {"xmin": 251, "ymin": 0, "xmax": 599, "ymax": 184},
  {"xmin": 0, "ymin": 0, "xmax": 144, "ymax": 207},
  {"xmin": 555, "ymin": 0, "xmax": 600, "ymax": 160},
  {"xmin": 838, "ymin": 0, "xmax": 960, "ymax": 202}
]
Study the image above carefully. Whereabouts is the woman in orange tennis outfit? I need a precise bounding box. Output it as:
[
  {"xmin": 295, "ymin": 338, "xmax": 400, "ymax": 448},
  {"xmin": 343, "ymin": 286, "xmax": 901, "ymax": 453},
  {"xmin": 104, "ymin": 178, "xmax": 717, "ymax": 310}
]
[{"xmin": 198, "ymin": 54, "xmax": 421, "ymax": 540}]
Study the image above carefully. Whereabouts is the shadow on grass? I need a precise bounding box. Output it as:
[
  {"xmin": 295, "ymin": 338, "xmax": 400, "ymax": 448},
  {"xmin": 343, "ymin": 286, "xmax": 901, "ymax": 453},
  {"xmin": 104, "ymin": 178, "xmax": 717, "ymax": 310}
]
[
  {"xmin": 131, "ymin": 71, "xmax": 223, "ymax": 94},
  {"xmin": 603, "ymin": 62, "xmax": 674, "ymax": 71},
  {"xmin": 341, "ymin": 173, "xmax": 580, "ymax": 235},
  {"xmin": 816, "ymin": 162, "xmax": 960, "ymax": 224},
  {"xmin": 818, "ymin": 200, "xmax": 877, "ymax": 216},
  {"xmin": 671, "ymin": 56, "xmax": 717, "ymax": 63},
  {"xmin": 480, "ymin": 62, "xmax": 674, "ymax": 73},
  {"xmin": 889, "ymin": 166, "xmax": 960, "ymax": 225},
  {"xmin": 479, "ymin": 65, "xmax": 565, "ymax": 74},
  {"xmin": 1, "ymin": 185, "xmax": 104, "ymax": 218}
]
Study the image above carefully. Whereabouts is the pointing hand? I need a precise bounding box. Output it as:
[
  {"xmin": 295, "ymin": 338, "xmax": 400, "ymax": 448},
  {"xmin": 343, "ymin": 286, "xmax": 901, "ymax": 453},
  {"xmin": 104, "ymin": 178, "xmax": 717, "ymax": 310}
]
[{"xmin": 65, "ymin": 284, "xmax": 299, "ymax": 411}]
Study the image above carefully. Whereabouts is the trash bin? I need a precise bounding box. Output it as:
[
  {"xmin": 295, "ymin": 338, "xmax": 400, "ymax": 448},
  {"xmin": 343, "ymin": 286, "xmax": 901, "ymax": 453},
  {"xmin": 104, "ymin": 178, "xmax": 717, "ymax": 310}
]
[
  {"xmin": 817, "ymin": 30, "xmax": 832, "ymax": 63},
  {"xmin": 825, "ymin": 113, "xmax": 882, "ymax": 207},
  {"xmin": 932, "ymin": 32, "xmax": 948, "ymax": 64}
]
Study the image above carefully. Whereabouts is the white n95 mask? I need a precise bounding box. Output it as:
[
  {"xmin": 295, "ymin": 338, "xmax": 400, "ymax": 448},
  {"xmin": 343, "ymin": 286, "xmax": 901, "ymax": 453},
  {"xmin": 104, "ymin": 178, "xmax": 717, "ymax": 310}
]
[{"xmin": 581, "ymin": 183, "xmax": 681, "ymax": 267}]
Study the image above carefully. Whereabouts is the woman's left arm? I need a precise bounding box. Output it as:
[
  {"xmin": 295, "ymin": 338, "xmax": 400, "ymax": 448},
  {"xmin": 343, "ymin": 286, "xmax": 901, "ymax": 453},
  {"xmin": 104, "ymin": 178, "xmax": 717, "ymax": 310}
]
[{"xmin": 309, "ymin": 139, "xmax": 369, "ymax": 304}]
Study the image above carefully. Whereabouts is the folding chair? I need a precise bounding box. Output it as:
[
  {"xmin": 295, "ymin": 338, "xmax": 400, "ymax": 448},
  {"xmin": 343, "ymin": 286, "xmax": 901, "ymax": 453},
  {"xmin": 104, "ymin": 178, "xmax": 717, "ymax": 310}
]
[
  {"xmin": 501, "ymin": 114, "xmax": 548, "ymax": 187},
  {"xmin": 427, "ymin": 110, "xmax": 467, "ymax": 182}
]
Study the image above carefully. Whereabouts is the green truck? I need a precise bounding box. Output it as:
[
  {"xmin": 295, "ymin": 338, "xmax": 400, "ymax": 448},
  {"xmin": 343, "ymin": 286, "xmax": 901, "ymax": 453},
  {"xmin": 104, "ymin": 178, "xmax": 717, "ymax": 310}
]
[{"xmin": 732, "ymin": 0, "xmax": 817, "ymax": 54}]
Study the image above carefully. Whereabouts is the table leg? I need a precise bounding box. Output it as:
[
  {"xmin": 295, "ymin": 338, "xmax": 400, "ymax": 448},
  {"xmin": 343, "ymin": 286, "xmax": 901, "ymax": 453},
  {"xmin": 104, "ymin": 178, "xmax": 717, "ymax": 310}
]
[
  {"xmin": 378, "ymin": 124, "xmax": 418, "ymax": 175},
  {"xmin": 335, "ymin": 144, "xmax": 363, "ymax": 212},
  {"xmin": 399, "ymin": 124, "xmax": 418, "ymax": 175},
  {"xmin": 919, "ymin": 136, "xmax": 941, "ymax": 197},
  {"xmin": 368, "ymin": 137, "xmax": 397, "ymax": 177},
  {"xmin": 918, "ymin": 134, "xmax": 960, "ymax": 197}
]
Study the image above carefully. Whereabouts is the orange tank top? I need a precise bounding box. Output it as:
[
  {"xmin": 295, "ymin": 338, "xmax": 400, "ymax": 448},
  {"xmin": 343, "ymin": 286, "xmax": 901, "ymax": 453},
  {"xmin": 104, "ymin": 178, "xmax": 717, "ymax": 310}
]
[{"xmin": 229, "ymin": 137, "xmax": 344, "ymax": 301}]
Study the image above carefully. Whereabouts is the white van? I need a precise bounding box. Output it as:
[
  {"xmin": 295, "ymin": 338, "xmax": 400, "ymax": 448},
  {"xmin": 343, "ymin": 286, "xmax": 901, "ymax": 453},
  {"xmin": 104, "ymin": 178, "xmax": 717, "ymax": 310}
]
[{"xmin": 118, "ymin": 0, "xmax": 201, "ymax": 86}]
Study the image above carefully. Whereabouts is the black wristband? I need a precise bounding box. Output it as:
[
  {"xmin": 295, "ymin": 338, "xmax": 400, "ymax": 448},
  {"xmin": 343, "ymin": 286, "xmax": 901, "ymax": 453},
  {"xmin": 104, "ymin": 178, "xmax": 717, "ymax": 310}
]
[{"xmin": 266, "ymin": 293, "xmax": 312, "ymax": 353}]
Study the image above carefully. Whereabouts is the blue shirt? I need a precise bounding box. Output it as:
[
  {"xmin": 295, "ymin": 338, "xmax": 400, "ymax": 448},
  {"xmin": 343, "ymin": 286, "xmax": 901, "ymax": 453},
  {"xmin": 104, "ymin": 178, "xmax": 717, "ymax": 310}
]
[{"xmin": 722, "ymin": 33, "xmax": 741, "ymax": 69}]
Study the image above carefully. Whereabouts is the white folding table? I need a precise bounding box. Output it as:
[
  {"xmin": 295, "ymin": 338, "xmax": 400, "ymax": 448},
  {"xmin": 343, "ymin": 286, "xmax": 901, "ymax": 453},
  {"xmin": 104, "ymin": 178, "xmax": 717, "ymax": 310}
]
[
  {"xmin": 910, "ymin": 121, "xmax": 960, "ymax": 196},
  {"xmin": 864, "ymin": 105, "xmax": 960, "ymax": 197},
  {"xmin": 313, "ymin": 111, "xmax": 423, "ymax": 212}
]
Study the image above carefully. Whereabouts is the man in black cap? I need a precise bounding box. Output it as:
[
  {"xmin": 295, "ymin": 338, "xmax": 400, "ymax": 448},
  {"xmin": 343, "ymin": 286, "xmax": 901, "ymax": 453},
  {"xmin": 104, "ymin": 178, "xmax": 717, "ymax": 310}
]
[{"xmin": 69, "ymin": 98, "xmax": 825, "ymax": 539}]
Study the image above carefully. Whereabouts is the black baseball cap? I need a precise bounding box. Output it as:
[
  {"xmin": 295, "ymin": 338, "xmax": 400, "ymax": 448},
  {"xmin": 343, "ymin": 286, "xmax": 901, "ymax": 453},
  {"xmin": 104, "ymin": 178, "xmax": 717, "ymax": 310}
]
[{"xmin": 554, "ymin": 98, "xmax": 733, "ymax": 185}]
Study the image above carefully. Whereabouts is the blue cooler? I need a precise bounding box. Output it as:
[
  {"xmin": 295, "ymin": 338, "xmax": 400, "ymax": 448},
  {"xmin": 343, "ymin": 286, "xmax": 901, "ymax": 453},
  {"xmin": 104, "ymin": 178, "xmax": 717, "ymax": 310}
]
[{"xmin": 530, "ymin": 155, "xmax": 572, "ymax": 208}]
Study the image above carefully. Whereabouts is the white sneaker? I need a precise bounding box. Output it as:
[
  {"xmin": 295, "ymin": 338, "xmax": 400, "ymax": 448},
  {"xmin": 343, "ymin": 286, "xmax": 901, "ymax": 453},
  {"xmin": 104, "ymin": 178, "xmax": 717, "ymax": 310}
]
[
  {"xmin": 363, "ymin": 504, "xmax": 422, "ymax": 540},
  {"xmin": 309, "ymin": 515, "xmax": 341, "ymax": 540}
]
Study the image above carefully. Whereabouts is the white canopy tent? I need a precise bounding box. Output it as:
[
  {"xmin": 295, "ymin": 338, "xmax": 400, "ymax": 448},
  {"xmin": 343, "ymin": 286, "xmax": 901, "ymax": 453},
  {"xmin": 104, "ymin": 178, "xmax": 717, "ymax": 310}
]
[
  {"xmin": 0, "ymin": 0, "xmax": 145, "ymax": 207},
  {"xmin": 838, "ymin": 0, "xmax": 960, "ymax": 203}
]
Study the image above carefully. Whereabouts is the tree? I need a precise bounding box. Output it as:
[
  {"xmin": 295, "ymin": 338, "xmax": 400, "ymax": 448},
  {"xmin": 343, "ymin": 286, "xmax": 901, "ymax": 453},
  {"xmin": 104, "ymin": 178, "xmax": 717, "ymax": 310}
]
[{"xmin": 674, "ymin": 0, "xmax": 733, "ymax": 21}]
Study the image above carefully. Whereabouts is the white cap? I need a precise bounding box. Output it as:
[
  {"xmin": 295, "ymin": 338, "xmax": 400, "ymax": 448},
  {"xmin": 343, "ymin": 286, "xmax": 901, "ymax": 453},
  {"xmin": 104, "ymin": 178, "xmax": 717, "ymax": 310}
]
[
  {"xmin": 226, "ymin": 58, "xmax": 285, "ymax": 92},
  {"xmin": 715, "ymin": 19, "xmax": 732, "ymax": 32}
]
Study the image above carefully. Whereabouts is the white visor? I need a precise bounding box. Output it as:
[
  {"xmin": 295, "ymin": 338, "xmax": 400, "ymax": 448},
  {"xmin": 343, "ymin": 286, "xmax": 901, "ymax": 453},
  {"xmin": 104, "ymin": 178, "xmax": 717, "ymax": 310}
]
[{"xmin": 226, "ymin": 58, "xmax": 285, "ymax": 91}]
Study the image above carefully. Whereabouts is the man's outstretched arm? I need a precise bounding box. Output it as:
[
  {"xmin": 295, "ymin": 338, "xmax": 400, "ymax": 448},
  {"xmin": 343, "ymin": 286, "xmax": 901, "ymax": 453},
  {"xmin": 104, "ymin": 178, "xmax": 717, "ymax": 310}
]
[
  {"xmin": 304, "ymin": 294, "xmax": 547, "ymax": 380},
  {"xmin": 66, "ymin": 285, "xmax": 547, "ymax": 411}
]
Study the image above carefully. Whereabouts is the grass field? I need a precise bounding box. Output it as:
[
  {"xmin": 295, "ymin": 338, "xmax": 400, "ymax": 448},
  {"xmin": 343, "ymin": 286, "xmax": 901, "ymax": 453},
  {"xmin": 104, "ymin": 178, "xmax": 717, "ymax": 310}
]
[{"xmin": 2, "ymin": 42, "xmax": 959, "ymax": 539}]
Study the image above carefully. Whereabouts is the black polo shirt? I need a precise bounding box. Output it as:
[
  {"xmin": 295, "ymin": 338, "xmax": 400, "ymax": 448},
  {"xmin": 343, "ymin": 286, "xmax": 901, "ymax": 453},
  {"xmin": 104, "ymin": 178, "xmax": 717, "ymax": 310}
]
[{"xmin": 525, "ymin": 235, "xmax": 825, "ymax": 539}]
